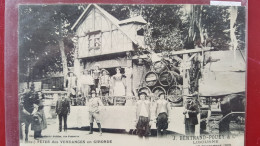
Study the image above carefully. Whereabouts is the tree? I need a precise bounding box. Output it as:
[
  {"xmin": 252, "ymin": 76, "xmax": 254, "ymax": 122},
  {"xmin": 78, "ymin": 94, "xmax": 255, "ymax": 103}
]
[
  {"xmin": 102, "ymin": 4, "xmax": 185, "ymax": 52},
  {"xmin": 19, "ymin": 5, "xmax": 83, "ymax": 84},
  {"xmin": 184, "ymin": 5, "xmax": 245, "ymax": 51},
  {"xmin": 101, "ymin": 4, "xmax": 245, "ymax": 52}
]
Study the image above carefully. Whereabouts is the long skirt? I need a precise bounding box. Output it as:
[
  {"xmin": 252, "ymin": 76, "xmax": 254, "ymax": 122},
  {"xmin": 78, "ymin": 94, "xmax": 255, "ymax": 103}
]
[{"xmin": 113, "ymin": 81, "xmax": 125, "ymax": 96}]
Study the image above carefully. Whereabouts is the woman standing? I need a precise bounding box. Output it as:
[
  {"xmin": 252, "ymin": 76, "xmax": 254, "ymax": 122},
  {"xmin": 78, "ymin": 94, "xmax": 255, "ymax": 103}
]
[
  {"xmin": 31, "ymin": 91, "xmax": 47, "ymax": 139},
  {"xmin": 111, "ymin": 67, "xmax": 126, "ymax": 96}
]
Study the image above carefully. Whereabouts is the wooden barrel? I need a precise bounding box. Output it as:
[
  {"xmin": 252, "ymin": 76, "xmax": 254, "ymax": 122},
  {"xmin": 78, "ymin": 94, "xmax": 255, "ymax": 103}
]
[
  {"xmin": 138, "ymin": 87, "xmax": 152, "ymax": 96},
  {"xmin": 144, "ymin": 71, "xmax": 159, "ymax": 87},
  {"xmin": 159, "ymin": 71, "xmax": 183, "ymax": 86},
  {"xmin": 152, "ymin": 86, "xmax": 166, "ymax": 98},
  {"xmin": 167, "ymin": 85, "xmax": 183, "ymax": 103},
  {"xmin": 152, "ymin": 60, "xmax": 169, "ymax": 74},
  {"xmin": 159, "ymin": 71, "xmax": 177, "ymax": 87}
]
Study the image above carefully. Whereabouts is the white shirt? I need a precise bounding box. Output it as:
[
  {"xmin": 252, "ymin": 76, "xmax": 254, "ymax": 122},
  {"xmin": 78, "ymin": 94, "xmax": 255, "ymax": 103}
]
[
  {"xmin": 139, "ymin": 101, "xmax": 148, "ymax": 117},
  {"xmin": 158, "ymin": 99, "xmax": 168, "ymax": 114},
  {"xmin": 81, "ymin": 75, "xmax": 94, "ymax": 85}
]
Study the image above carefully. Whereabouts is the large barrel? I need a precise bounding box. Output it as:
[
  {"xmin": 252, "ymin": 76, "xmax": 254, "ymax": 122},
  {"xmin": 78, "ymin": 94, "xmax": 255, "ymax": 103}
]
[
  {"xmin": 159, "ymin": 71, "xmax": 177, "ymax": 87},
  {"xmin": 159, "ymin": 71, "xmax": 183, "ymax": 87},
  {"xmin": 138, "ymin": 87, "xmax": 152, "ymax": 96},
  {"xmin": 167, "ymin": 85, "xmax": 183, "ymax": 103},
  {"xmin": 144, "ymin": 71, "xmax": 159, "ymax": 87},
  {"xmin": 152, "ymin": 60, "xmax": 169, "ymax": 73},
  {"xmin": 152, "ymin": 86, "xmax": 166, "ymax": 99}
]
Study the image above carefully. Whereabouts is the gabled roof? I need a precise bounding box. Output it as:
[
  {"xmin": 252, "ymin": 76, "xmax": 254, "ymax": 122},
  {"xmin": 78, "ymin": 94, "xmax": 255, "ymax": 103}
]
[
  {"xmin": 119, "ymin": 16, "xmax": 147, "ymax": 25},
  {"xmin": 71, "ymin": 4, "xmax": 147, "ymax": 45}
]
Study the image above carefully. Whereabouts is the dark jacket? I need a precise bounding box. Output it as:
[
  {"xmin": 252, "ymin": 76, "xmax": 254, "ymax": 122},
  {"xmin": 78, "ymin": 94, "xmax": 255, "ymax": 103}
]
[
  {"xmin": 56, "ymin": 98, "xmax": 70, "ymax": 115},
  {"xmin": 23, "ymin": 91, "xmax": 38, "ymax": 114},
  {"xmin": 184, "ymin": 101, "xmax": 199, "ymax": 125}
]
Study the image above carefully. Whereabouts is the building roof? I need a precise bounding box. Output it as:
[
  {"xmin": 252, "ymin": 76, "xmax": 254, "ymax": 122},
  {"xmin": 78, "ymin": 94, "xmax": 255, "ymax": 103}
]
[
  {"xmin": 119, "ymin": 15, "xmax": 147, "ymax": 25},
  {"xmin": 71, "ymin": 4, "xmax": 147, "ymax": 45}
]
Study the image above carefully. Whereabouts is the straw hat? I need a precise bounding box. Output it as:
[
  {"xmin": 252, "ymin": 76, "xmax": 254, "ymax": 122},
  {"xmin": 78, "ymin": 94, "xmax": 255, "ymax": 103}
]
[
  {"xmin": 101, "ymin": 69, "xmax": 109, "ymax": 75},
  {"xmin": 138, "ymin": 92, "xmax": 147, "ymax": 97}
]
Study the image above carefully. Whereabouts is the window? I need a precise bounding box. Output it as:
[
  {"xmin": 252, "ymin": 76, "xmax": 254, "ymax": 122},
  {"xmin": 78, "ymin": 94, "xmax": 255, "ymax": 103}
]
[
  {"xmin": 88, "ymin": 32, "xmax": 101, "ymax": 48},
  {"xmin": 88, "ymin": 32, "xmax": 102, "ymax": 55}
]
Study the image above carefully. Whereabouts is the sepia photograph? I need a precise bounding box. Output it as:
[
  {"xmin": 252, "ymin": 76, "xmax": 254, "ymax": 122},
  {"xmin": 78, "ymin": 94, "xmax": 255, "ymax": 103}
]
[{"xmin": 18, "ymin": 3, "xmax": 246, "ymax": 146}]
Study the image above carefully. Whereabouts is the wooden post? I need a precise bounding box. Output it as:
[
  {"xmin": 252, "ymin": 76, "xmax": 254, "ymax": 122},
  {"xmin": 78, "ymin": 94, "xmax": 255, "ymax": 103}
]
[
  {"xmin": 73, "ymin": 37, "xmax": 81, "ymax": 82},
  {"xmin": 125, "ymin": 54, "xmax": 133, "ymax": 97},
  {"xmin": 182, "ymin": 54, "xmax": 190, "ymax": 104}
]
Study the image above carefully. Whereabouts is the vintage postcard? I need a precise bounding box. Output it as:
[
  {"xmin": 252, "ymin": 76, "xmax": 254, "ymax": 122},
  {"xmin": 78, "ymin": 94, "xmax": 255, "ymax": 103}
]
[{"xmin": 18, "ymin": 3, "xmax": 246, "ymax": 146}]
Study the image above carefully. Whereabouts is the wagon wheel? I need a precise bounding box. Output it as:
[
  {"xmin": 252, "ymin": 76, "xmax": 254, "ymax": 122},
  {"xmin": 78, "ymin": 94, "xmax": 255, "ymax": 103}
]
[{"xmin": 167, "ymin": 86, "xmax": 183, "ymax": 103}]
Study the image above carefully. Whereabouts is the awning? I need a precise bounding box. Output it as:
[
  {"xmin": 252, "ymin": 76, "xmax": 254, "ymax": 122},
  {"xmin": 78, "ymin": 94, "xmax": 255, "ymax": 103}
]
[
  {"xmin": 85, "ymin": 57, "xmax": 127, "ymax": 69},
  {"xmin": 199, "ymin": 50, "xmax": 246, "ymax": 96},
  {"xmin": 199, "ymin": 71, "xmax": 245, "ymax": 96}
]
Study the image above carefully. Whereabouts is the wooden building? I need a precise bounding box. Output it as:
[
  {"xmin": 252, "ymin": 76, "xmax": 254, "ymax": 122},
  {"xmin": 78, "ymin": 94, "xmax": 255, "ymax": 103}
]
[{"xmin": 72, "ymin": 4, "xmax": 148, "ymax": 96}]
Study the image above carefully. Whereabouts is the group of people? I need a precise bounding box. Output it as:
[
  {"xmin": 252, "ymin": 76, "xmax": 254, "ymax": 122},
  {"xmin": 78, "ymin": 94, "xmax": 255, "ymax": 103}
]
[
  {"xmin": 135, "ymin": 92, "xmax": 200, "ymax": 138},
  {"xmin": 20, "ymin": 83, "xmax": 200, "ymax": 142},
  {"xmin": 135, "ymin": 92, "xmax": 171, "ymax": 138},
  {"xmin": 55, "ymin": 89, "xmax": 104, "ymax": 136},
  {"xmin": 66, "ymin": 65, "xmax": 127, "ymax": 106},
  {"xmin": 54, "ymin": 88, "xmax": 174, "ymax": 138}
]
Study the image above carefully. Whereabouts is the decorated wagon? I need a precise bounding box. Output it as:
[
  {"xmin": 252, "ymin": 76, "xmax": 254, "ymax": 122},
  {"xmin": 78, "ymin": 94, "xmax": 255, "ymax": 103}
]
[{"xmin": 65, "ymin": 4, "xmax": 246, "ymax": 136}]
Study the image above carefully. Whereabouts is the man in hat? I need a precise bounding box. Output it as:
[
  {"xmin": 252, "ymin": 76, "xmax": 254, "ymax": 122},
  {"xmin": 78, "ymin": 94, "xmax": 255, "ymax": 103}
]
[
  {"xmin": 154, "ymin": 93, "xmax": 171, "ymax": 137},
  {"xmin": 183, "ymin": 95, "xmax": 199, "ymax": 136},
  {"xmin": 20, "ymin": 84, "xmax": 39, "ymax": 141},
  {"xmin": 56, "ymin": 96, "xmax": 70, "ymax": 132},
  {"xmin": 135, "ymin": 92, "xmax": 151, "ymax": 139},
  {"xmin": 88, "ymin": 90, "xmax": 104, "ymax": 136}
]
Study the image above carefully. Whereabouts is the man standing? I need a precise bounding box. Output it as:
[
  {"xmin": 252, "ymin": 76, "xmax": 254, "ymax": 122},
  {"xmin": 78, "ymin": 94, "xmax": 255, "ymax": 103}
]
[
  {"xmin": 56, "ymin": 96, "xmax": 70, "ymax": 132},
  {"xmin": 135, "ymin": 92, "xmax": 151, "ymax": 139},
  {"xmin": 20, "ymin": 84, "xmax": 38, "ymax": 141},
  {"xmin": 154, "ymin": 93, "xmax": 171, "ymax": 137},
  {"xmin": 183, "ymin": 96, "xmax": 199, "ymax": 136},
  {"xmin": 88, "ymin": 90, "xmax": 104, "ymax": 136}
]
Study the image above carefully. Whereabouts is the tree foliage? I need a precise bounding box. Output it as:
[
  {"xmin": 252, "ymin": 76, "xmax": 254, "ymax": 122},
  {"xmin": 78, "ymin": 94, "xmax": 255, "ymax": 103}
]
[
  {"xmin": 101, "ymin": 4, "xmax": 245, "ymax": 52},
  {"xmin": 19, "ymin": 5, "xmax": 83, "ymax": 81}
]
